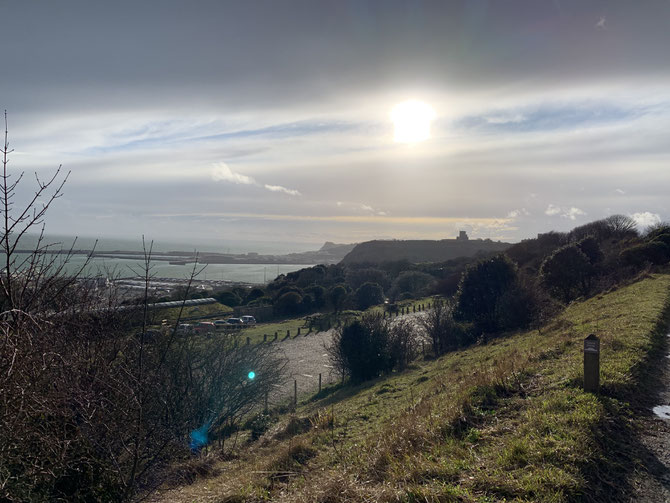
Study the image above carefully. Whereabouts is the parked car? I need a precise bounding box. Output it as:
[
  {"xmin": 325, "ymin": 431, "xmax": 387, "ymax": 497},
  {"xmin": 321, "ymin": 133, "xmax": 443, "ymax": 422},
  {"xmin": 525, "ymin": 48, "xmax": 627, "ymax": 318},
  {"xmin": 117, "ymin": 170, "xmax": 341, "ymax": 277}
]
[
  {"xmin": 213, "ymin": 319, "xmax": 229, "ymax": 327},
  {"xmin": 225, "ymin": 318, "xmax": 243, "ymax": 325},
  {"xmin": 176, "ymin": 323, "xmax": 193, "ymax": 334},
  {"xmin": 240, "ymin": 315, "xmax": 257, "ymax": 325},
  {"xmin": 195, "ymin": 321, "xmax": 215, "ymax": 333}
]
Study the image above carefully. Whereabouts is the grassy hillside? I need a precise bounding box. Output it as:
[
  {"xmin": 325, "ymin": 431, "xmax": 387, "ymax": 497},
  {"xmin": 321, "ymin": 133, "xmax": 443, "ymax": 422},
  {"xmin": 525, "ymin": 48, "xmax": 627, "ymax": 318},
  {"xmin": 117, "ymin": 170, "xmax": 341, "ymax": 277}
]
[{"xmin": 151, "ymin": 274, "xmax": 670, "ymax": 503}]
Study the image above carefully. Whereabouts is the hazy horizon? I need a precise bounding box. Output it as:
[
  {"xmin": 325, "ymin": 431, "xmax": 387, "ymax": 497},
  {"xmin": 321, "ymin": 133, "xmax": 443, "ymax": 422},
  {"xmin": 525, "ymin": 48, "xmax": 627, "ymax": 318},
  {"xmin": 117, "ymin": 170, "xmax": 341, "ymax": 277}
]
[{"xmin": 4, "ymin": 1, "xmax": 669, "ymax": 245}]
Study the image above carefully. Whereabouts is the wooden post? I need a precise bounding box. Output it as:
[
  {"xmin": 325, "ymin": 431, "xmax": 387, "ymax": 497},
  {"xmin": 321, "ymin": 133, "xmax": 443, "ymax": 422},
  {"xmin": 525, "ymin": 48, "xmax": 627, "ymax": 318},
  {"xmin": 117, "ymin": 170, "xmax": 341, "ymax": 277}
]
[
  {"xmin": 264, "ymin": 391, "xmax": 268, "ymax": 413},
  {"xmin": 274, "ymin": 332, "xmax": 278, "ymax": 341},
  {"xmin": 294, "ymin": 379, "xmax": 297, "ymax": 409},
  {"xmin": 413, "ymin": 305, "xmax": 416, "ymax": 313},
  {"xmin": 319, "ymin": 373, "xmax": 322, "ymax": 393},
  {"xmin": 263, "ymin": 333, "xmax": 267, "ymax": 342},
  {"xmin": 287, "ymin": 329, "xmax": 290, "ymax": 338},
  {"xmin": 246, "ymin": 337, "xmax": 250, "ymax": 345},
  {"xmin": 297, "ymin": 327, "xmax": 301, "ymax": 335},
  {"xmin": 583, "ymin": 334, "xmax": 600, "ymax": 393}
]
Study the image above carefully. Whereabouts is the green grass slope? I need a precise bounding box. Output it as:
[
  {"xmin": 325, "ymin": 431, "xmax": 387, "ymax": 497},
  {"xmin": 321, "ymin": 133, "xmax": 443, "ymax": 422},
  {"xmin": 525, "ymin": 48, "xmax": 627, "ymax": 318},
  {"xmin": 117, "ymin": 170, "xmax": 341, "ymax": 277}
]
[{"xmin": 151, "ymin": 274, "xmax": 670, "ymax": 503}]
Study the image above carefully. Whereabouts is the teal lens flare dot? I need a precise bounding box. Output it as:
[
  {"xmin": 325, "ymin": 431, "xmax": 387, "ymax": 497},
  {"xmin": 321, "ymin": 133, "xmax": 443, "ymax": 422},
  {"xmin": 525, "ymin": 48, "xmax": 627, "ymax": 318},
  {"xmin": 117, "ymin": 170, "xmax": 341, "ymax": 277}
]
[{"xmin": 248, "ymin": 371, "xmax": 255, "ymax": 380}]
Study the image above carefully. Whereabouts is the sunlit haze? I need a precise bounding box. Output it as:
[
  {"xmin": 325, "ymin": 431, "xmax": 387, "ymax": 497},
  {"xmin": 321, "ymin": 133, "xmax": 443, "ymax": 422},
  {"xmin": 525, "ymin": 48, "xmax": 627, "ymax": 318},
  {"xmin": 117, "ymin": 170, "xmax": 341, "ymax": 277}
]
[
  {"xmin": 3, "ymin": 1, "xmax": 670, "ymax": 251},
  {"xmin": 391, "ymin": 100, "xmax": 436, "ymax": 143}
]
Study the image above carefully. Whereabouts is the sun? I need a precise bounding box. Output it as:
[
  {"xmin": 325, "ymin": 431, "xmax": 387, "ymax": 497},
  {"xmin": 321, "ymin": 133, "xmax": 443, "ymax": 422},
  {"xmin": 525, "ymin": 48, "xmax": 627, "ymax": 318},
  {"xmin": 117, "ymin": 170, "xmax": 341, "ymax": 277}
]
[{"xmin": 391, "ymin": 100, "xmax": 436, "ymax": 143}]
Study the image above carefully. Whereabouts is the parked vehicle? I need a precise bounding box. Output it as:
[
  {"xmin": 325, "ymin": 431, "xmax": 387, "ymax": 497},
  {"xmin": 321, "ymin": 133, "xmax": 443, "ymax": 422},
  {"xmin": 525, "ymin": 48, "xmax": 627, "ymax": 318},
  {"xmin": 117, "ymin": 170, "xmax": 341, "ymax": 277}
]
[
  {"xmin": 225, "ymin": 318, "xmax": 243, "ymax": 325},
  {"xmin": 213, "ymin": 320, "xmax": 228, "ymax": 327},
  {"xmin": 195, "ymin": 321, "xmax": 215, "ymax": 333},
  {"xmin": 240, "ymin": 315, "xmax": 257, "ymax": 325},
  {"xmin": 177, "ymin": 323, "xmax": 193, "ymax": 334}
]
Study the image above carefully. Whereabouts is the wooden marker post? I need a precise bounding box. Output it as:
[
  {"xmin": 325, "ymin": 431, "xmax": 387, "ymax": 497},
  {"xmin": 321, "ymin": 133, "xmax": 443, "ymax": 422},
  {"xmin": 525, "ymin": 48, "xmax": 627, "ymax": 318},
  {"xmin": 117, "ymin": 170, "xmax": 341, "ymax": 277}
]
[
  {"xmin": 583, "ymin": 334, "xmax": 600, "ymax": 393},
  {"xmin": 319, "ymin": 373, "xmax": 322, "ymax": 393},
  {"xmin": 294, "ymin": 379, "xmax": 298, "ymax": 409}
]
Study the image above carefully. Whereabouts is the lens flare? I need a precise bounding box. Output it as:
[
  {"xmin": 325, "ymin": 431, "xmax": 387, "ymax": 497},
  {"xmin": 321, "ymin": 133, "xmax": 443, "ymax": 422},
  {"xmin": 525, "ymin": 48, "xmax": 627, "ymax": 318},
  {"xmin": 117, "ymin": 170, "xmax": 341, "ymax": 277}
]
[{"xmin": 248, "ymin": 371, "xmax": 256, "ymax": 380}]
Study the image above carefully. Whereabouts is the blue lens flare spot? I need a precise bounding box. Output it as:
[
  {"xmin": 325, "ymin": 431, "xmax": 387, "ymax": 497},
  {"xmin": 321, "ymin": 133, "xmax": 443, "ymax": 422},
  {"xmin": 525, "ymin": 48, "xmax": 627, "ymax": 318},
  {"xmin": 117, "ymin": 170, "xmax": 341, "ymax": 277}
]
[
  {"xmin": 189, "ymin": 425, "xmax": 208, "ymax": 452},
  {"xmin": 248, "ymin": 371, "xmax": 256, "ymax": 380}
]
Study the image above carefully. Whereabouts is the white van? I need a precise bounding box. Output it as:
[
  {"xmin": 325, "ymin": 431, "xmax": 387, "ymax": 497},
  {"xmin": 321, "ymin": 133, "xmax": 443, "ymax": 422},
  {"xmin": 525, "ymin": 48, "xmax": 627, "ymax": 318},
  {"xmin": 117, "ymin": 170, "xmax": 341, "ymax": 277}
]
[{"xmin": 240, "ymin": 315, "xmax": 257, "ymax": 325}]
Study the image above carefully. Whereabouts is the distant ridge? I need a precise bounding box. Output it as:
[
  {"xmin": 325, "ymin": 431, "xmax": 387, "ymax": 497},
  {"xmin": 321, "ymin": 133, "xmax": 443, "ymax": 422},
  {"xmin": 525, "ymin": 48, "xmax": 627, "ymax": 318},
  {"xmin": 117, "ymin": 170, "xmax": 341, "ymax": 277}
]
[{"xmin": 340, "ymin": 234, "xmax": 510, "ymax": 264}]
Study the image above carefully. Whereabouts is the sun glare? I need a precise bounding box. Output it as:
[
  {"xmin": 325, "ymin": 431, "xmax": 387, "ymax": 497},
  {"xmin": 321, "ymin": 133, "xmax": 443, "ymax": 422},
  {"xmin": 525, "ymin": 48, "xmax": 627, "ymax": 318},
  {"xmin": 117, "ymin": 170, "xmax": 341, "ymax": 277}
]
[{"xmin": 391, "ymin": 100, "xmax": 436, "ymax": 143}]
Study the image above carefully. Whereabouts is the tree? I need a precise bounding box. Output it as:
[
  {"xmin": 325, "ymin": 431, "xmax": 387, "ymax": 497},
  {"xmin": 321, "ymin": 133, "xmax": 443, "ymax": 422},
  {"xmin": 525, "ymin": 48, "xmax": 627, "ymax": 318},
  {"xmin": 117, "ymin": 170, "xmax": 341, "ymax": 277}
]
[
  {"xmin": 456, "ymin": 255, "xmax": 517, "ymax": 333},
  {"xmin": 355, "ymin": 282, "xmax": 384, "ymax": 310},
  {"xmin": 328, "ymin": 314, "xmax": 391, "ymax": 382},
  {"xmin": 419, "ymin": 299, "xmax": 465, "ymax": 355},
  {"xmin": 345, "ymin": 267, "xmax": 390, "ymax": 292},
  {"xmin": 0, "ymin": 117, "xmax": 287, "ymax": 501},
  {"xmin": 274, "ymin": 291, "xmax": 303, "ymax": 316},
  {"xmin": 328, "ymin": 284, "xmax": 347, "ymax": 313},
  {"xmin": 389, "ymin": 270, "xmax": 434, "ymax": 301},
  {"xmin": 540, "ymin": 244, "xmax": 594, "ymax": 302},
  {"xmin": 215, "ymin": 290, "xmax": 242, "ymax": 307}
]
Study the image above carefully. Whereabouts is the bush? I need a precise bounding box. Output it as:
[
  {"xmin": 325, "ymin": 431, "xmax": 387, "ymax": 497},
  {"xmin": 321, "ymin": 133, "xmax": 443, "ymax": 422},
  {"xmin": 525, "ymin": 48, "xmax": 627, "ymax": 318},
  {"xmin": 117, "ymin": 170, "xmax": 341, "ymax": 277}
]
[
  {"xmin": 388, "ymin": 319, "xmax": 419, "ymax": 370},
  {"xmin": 355, "ymin": 282, "xmax": 385, "ymax": 310},
  {"xmin": 620, "ymin": 241, "xmax": 670, "ymax": 267},
  {"xmin": 419, "ymin": 299, "xmax": 467, "ymax": 355},
  {"xmin": 456, "ymin": 255, "xmax": 518, "ymax": 333},
  {"xmin": 540, "ymin": 244, "xmax": 594, "ymax": 303},
  {"xmin": 274, "ymin": 291, "xmax": 303, "ymax": 316},
  {"xmin": 390, "ymin": 271, "xmax": 434, "ymax": 301},
  {"xmin": 329, "ymin": 315, "xmax": 392, "ymax": 382},
  {"xmin": 328, "ymin": 284, "xmax": 348, "ymax": 313},
  {"xmin": 215, "ymin": 290, "xmax": 242, "ymax": 307}
]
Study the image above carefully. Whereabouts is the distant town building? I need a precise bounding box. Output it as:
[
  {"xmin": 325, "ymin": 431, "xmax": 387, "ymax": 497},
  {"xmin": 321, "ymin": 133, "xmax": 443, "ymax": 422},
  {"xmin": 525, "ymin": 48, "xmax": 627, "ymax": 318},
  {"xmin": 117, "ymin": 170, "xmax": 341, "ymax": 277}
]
[{"xmin": 457, "ymin": 230, "xmax": 469, "ymax": 241}]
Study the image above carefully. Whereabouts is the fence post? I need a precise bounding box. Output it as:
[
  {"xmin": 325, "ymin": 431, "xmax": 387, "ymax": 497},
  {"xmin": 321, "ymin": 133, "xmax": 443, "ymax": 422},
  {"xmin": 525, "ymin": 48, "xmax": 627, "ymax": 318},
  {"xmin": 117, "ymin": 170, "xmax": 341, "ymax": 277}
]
[
  {"xmin": 246, "ymin": 337, "xmax": 250, "ymax": 345},
  {"xmin": 287, "ymin": 329, "xmax": 290, "ymax": 338},
  {"xmin": 263, "ymin": 333, "xmax": 267, "ymax": 342},
  {"xmin": 297, "ymin": 327, "xmax": 301, "ymax": 335},
  {"xmin": 294, "ymin": 379, "xmax": 298, "ymax": 409},
  {"xmin": 264, "ymin": 391, "xmax": 268, "ymax": 413},
  {"xmin": 413, "ymin": 305, "xmax": 416, "ymax": 313}
]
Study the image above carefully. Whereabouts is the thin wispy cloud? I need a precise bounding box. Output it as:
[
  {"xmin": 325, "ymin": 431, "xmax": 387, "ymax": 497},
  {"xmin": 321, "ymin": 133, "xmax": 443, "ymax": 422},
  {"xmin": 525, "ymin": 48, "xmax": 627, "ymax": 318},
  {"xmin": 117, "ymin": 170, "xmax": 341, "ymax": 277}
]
[
  {"xmin": 212, "ymin": 162, "xmax": 301, "ymax": 196},
  {"xmin": 264, "ymin": 184, "xmax": 301, "ymax": 196}
]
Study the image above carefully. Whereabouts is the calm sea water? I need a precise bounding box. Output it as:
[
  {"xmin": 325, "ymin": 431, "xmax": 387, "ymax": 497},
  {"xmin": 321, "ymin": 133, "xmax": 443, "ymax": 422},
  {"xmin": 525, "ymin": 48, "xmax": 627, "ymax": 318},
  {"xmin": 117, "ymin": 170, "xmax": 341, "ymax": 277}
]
[
  {"xmin": 7, "ymin": 234, "xmax": 317, "ymax": 284},
  {"xmin": 7, "ymin": 252, "xmax": 312, "ymax": 284}
]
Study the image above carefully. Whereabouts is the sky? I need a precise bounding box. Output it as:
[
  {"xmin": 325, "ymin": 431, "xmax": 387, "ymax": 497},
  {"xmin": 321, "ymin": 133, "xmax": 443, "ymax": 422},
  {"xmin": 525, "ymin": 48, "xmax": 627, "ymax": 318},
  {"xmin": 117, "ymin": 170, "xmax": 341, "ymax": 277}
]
[{"xmin": 3, "ymin": 0, "xmax": 670, "ymax": 252}]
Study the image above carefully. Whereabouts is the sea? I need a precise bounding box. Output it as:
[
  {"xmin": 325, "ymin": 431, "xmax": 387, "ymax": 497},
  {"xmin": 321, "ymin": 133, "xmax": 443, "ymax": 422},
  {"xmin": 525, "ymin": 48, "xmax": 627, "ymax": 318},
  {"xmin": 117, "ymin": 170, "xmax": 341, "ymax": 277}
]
[{"xmin": 4, "ymin": 234, "xmax": 317, "ymax": 284}]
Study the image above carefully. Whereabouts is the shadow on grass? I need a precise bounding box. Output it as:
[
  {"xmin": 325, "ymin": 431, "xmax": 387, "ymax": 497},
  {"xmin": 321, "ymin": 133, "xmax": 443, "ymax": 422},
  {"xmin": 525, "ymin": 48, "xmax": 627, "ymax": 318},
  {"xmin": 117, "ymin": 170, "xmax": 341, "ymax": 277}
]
[{"xmin": 578, "ymin": 299, "xmax": 670, "ymax": 502}]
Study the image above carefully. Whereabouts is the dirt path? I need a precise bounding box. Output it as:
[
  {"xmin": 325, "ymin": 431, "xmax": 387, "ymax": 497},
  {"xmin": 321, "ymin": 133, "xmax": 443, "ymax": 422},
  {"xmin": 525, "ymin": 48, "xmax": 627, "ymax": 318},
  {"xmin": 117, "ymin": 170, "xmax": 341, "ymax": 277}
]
[
  {"xmin": 265, "ymin": 311, "xmax": 428, "ymax": 406},
  {"xmin": 629, "ymin": 330, "xmax": 670, "ymax": 502},
  {"xmin": 268, "ymin": 329, "xmax": 339, "ymax": 404}
]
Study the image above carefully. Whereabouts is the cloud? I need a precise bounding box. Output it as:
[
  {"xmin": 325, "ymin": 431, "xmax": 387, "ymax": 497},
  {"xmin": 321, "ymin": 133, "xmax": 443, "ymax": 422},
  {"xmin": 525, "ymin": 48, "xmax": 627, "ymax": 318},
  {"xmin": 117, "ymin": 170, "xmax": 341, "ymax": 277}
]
[
  {"xmin": 631, "ymin": 211, "xmax": 661, "ymax": 228},
  {"xmin": 360, "ymin": 204, "xmax": 374, "ymax": 212},
  {"xmin": 615, "ymin": 188, "xmax": 625, "ymax": 195},
  {"xmin": 595, "ymin": 17, "xmax": 606, "ymax": 29},
  {"xmin": 507, "ymin": 208, "xmax": 530, "ymax": 218},
  {"xmin": 545, "ymin": 204, "xmax": 586, "ymax": 220},
  {"xmin": 545, "ymin": 204, "xmax": 562, "ymax": 216},
  {"xmin": 264, "ymin": 184, "xmax": 301, "ymax": 196},
  {"xmin": 564, "ymin": 207, "xmax": 586, "ymax": 220},
  {"xmin": 211, "ymin": 162, "xmax": 256, "ymax": 185}
]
